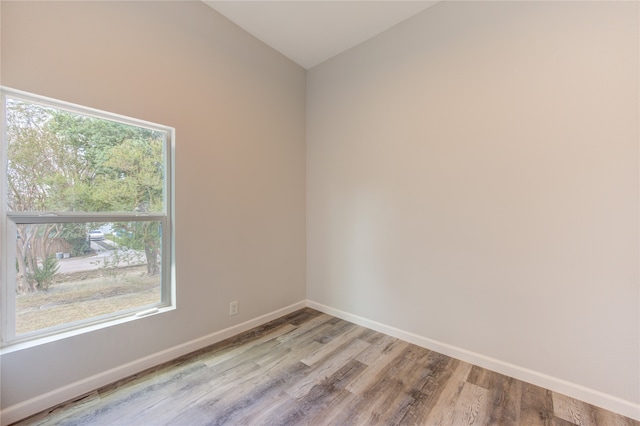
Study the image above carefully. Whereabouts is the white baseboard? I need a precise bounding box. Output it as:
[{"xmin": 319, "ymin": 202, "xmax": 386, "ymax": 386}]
[
  {"xmin": 0, "ymin": 301, "xmax": 306, "ymax": 426},
  {"xmin": 306, "ymin": 300, "xmax": 640, "ymax": 422}
]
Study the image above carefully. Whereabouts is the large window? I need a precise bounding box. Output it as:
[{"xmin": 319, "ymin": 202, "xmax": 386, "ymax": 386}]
[{"xmin": 1, "ymin": 88, "xmax": 174, "ymax": 346}]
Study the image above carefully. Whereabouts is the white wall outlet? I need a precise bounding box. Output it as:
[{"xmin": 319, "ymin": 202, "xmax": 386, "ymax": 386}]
[{"xmin": 229, "ymin": 301, "xmax": 238, "ymax": 316}]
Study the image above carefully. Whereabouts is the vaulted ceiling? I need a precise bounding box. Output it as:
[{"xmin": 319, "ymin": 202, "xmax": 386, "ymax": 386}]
[{"xmin": 204, "ymin": 1, "xmax": 438, "ymax": 69}]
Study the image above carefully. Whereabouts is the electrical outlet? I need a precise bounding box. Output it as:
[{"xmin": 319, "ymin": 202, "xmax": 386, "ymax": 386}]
[{"xmin": 229, "ymin": 301, "xmax": 238, "ymax": 316}]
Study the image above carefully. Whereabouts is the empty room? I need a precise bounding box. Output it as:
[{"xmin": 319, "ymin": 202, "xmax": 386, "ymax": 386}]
[{"xmin": 1, "ymin": 0, "xmax": 638, "ymax": 424}]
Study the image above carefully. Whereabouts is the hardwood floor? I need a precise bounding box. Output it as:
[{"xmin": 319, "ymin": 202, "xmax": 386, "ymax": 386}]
[{"xmin": 13, "ymin": 308, "xmax": 639, "ymax": 426}]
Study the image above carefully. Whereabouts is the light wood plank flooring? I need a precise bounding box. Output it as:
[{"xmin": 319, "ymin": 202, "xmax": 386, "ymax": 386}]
[{"xmin": 13, "ymin": 308, "xmax": 639, "ymax": 425}]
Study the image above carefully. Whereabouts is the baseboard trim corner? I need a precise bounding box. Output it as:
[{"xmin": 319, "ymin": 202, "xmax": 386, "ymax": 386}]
[
  {"xmin": 0, "ymin": 300, "xmax": 307, "ymax": 426},
  {"xmin": 305, "ymin": 300, "xmax": 640, "ymax": 421}
]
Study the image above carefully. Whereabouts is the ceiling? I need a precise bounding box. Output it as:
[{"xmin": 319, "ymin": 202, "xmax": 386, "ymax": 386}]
[{"xmin": 203, "ymin": 1, "xmax": 439, "ymax": 69}]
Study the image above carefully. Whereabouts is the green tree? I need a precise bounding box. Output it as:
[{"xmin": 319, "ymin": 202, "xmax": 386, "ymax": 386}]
[
  {"xmin": 99, "ymin": 138, "xmax": 164, "ymax": 275},
  {"xmin": 7, "ymin": 101, "xmax": 69, "ymax": 292},
  {"xmin": 6, "ymin": 99, "xmax": 166, "ymax": 293}
]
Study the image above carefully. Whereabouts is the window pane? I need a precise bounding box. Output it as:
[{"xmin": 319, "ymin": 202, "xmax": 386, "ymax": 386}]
[
  {"xmin": 14, "ymin": 221, "xmax": 163, "ymax": 335},
  {"xmin": 5, "ymin": 97, "xmax": 165, "ymax": 213}
]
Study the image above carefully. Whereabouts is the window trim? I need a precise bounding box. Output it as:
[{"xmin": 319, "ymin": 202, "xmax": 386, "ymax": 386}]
[{"xmin": 0, "ymin": 87, "xmax": 175, "ymax": 347}]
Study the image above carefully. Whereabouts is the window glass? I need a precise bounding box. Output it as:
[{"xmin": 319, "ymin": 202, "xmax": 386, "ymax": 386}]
[
  {"xmin": 1, "ymin": 88, "xmax": 173, "ymax": 345},
  {"xmin": 6, "ymin": 98, "xmax": 165, "ymax": 213},
  {"xmin": 13, "ymin": 221, "xmax": 163, "ymax": 336}
]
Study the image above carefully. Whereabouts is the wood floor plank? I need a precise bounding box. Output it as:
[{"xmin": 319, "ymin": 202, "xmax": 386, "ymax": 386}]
[
  {"xmin": 170, "ymin": 361, "xmax": 310, "ymax": 425},
  {"xmin": 370, "ymin": 358, "xmax": 432, "ymax": 425},
  {"xmin": 276, "ymin": 313, "xmax": 334, "ymax": 344},
  {"xmin": 312, "ymin": 317, "xmax": 354, "ymax": 345},
  {"xmin": 488, "ymin": 374, "xmax": 523, "ymax": 424},
  {"xmin": 12, "ymin": 308, "xmax": 640, "ymax": 426},
  {"xmin": 68, "ymin": 360, "xmax": 214, "ymax": 425},
  {"xmin": 466, "ymin": 364, "xmax": 493, "ymax": 388},
  {"xmin": 259, "ymin": 340, "xmax": 324, "ymax": 373},
  {"xmin": 400, "ymin": 343, "xmax": 437, "ymax": 366},
  {"xmin": 259, "ymin": 318, "xmax": 339, "ymax": 372},
  {"xmin": 339, "ymin": 346, "xmax": 456, "ymax": 425},
  {"xmin": 447, "ymin": 382, "xmax": 490, "ymax": 425},
  {"xmin": 345, "ymin": 338, "xmax": 408, "ymax": 394},
  {"xmin": 202, "ymin": 323, "xmax": 296, "ymax": 368},
  {"xmin": 520, "ymin": 381, "xmax": 555, "ymax": 425},
  {"xmin": 400, "ymin": 352, "xmax": 462, "ymax": 425},
  {"xmin": 246, "ymin": 360, "xmax": 367, "ymax": 425},
  {"xmin": 330, "ymin": 370, "xmax": 402, "ymax": 425},
  {"xmin": 467, "ymin": 365, "xmax": 523, "ymax": 424},
  {"xmin": 421, "ymin": 361, "xmax": 474, "ymax": 425},
  {"xmin": 306, "ymin": 390, "xmax": 365, "ymax": 426},
  {"xmin": 285, "ymin": 307, "xmax": 326, "ymax": 326},
  {"xmin": 551, "ymin": 392, "xmax": 636, "ymax": 426},
  {"xmin": 322, "ymin": 358, "xmax": 369, "ymax": 390},
  {"xmin": 353, "ymin": 333, "xmax": 398, "ymax": 364},
  {"xmin": 553, "ymin": 392, "xmax": 595, "ymax": 426},
  {"xmin": 287, "ymin": 337, "xmax": 371, "ymax": 398},
  {"xmin": 553, "ymin": 416, "xmax": 581, "ymax": 426},
  {"xmin": 300, "ymin": 323, "xmax": 366, "ymax": 366}
]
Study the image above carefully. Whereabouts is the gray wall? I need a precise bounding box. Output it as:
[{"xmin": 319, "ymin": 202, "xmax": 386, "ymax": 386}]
[
  {"xmin": 1, "ymin": 0, "xmax": 306, "ymax": 412},
  {"xmin": 307, "ymin": 1, "xmax": 639, "ymax": 406}
]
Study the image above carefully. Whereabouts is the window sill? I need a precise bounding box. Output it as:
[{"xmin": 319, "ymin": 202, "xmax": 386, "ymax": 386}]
[{"xmin": 0, "ymin": 305, "xmax": 175, "ymax": 355}]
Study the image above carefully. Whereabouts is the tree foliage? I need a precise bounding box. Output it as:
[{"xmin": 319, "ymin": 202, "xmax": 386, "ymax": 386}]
[{"xmin": 6, "ymin": 99, "xmax": 165, "ymax": 293}]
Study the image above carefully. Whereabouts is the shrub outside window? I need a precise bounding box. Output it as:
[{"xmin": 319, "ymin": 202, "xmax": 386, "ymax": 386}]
[{"xmin": 1, "ymin": 88, "xmax": 174, "ymax": 346}]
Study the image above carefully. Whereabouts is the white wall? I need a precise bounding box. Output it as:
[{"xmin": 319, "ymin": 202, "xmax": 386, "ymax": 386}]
[
  {"xmin": 307, "ymin": 0, "xmax": 639, "ymax": 414},
  {"xmin": 1, "ymin": 0, "xmax": 306, "ymax": 417}
]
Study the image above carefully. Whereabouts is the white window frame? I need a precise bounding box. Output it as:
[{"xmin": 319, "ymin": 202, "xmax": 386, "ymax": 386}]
[{"xmin": 0, "ymin": 87, "xmax": 175, "ymax": 347}]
